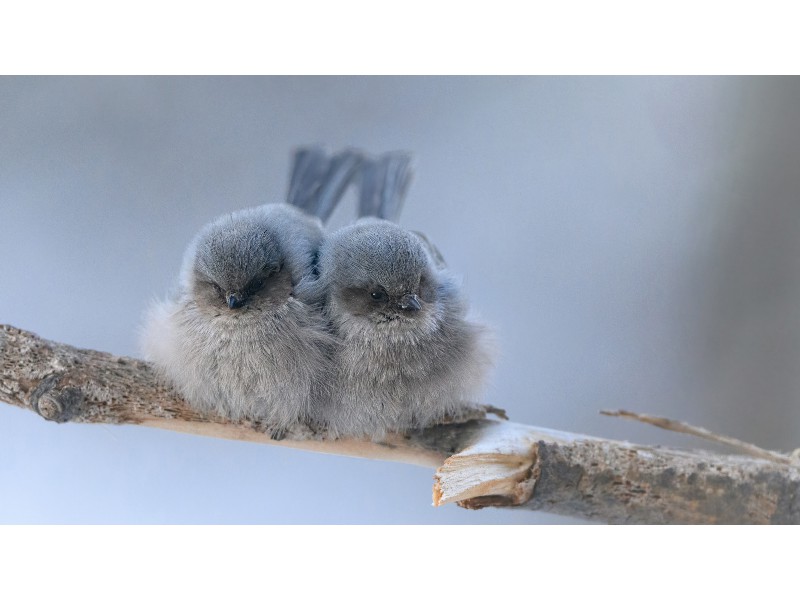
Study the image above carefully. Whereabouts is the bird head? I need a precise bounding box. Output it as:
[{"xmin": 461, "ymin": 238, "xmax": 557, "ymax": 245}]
[
  {"xmin": 323, "ymin": 219, "xmax": 441, "ymax": 330},
  {"xmin": 186, "ymin": 207, "xmax": 295, "ymax": 314}
]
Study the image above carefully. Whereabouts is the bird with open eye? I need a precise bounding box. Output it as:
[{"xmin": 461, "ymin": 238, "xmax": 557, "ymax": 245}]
[
  {"xmin": 313, "ymin": 153, "xmax": 495, "ymax": 439},
  {"xmin": 139, "ymin": 149, "xmax": 358, "ymax": 435}
]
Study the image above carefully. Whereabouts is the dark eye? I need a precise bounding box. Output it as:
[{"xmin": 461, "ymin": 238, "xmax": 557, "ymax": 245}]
[
  {"xmin": 370, "ymin": 289, "xmax": 389, "ymax": 303},
  {"xmin": 262, "ymin": 262, "xmax": 282, "ymax": 278},
  {"xmin": 246, "ymin": 277, "xmax": 266, "ymax": 295},
  {"xmin": 211, "ymin": 282, "xmax": 224, "ymax": 297}
]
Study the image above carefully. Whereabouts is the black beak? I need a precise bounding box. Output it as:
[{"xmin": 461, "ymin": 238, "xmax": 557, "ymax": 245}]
[
  {"xmin": 226, "ymin": 292, "xmax": 244, "ymax": 309},
  {"xmin": 398, "ymin": 293, "xmax": 421, "ymax": 312}
]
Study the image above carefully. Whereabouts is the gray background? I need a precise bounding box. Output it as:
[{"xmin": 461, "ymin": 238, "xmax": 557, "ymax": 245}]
[{"xmin": 1, "ymin": 77, "xmax": 799, "ymax": 524}]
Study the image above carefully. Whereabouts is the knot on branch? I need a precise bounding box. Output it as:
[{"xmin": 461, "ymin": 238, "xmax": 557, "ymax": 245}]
[{"xmin": 30, "ymin": 374, "xmax": 82, "ymax": 423}]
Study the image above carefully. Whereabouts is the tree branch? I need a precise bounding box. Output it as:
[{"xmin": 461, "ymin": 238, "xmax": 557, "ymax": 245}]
[{"xmin": 2, "ymin": 324, "xmax": 799, "ymax": 524}]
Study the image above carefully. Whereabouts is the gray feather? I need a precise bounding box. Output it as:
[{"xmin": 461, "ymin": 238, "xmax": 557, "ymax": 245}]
[
  {"xmin": 286, "ymin": 146, "xmax": 361, "ymax": 222},
  {"xmin": 357, "ymin": 152, "xmax": 413, "ymax": 222}
]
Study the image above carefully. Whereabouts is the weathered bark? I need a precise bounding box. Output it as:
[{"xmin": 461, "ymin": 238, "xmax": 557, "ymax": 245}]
[
  {"xmin": 2, "ymin": 323, "xmax": 799, "ymax": 524},
  {"xmin": 434, "ymin": 422, "xmax": 800, "ymax": 523}
]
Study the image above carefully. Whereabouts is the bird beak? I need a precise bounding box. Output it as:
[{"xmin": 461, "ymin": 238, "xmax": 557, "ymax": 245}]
[
  {"xmin": 226, "ymin": 292, "xmax": 244, "ymax": 309},
  {"xmin": 398, "ymin": 293, "xmax": 421, "ymax": 311}
]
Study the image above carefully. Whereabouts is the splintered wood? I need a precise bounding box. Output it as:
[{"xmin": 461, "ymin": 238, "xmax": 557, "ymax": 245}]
[{"xmin": 433, "ymin": 422, "xmax": 542, "ymax": 507}]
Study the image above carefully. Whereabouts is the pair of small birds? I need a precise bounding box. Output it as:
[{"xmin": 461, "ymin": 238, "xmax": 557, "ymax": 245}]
[{"xmin": 140, "ymin": 148, "xmax": 495, "ymax": 440}]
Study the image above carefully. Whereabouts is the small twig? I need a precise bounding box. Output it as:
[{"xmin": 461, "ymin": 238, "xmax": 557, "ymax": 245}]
[{"xmin": 601, "ymin": 409, "xmax": 795, "ymax": 466}]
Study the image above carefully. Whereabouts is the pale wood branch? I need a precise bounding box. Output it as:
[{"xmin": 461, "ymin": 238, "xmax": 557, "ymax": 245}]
[{"xmin": 3, "ymin": 324, "xmax": 800, "ymax": 524}]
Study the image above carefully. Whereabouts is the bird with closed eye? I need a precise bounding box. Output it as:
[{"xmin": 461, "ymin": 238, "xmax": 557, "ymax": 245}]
[{"xmin": 140, "ymin": 149, "xmax": 358, "ymax": 435}]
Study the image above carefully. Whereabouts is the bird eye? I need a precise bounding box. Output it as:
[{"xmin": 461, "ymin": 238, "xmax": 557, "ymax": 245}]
[
  {"xmin": 262, "ymin": 263, "xmax": 281, "ymax": 278},
  {"xmin": 370, "ymin": 290, "xmax": 389, "ymax": 303},
  {"xmin": 246, "ymin": 277, "xmax": 266, "ymax": 295}
]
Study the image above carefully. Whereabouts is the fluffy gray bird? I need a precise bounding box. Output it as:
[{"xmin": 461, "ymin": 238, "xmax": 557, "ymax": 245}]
[
  {"xmin": 314, "ymin": 153, "xmax": 495, "ymax": 439},
  {"xmin": 140, "ymin": 149, "xmax": 357, "ymax": 434}
]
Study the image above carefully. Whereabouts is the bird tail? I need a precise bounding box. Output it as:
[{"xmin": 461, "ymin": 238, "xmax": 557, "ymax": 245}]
[
  {"xmin": 357, "ymin": 151, "xmax": 413, "ymax": 222},
  {"xmin": 286, "ymin": 146, "xmax": 361, "ymax": 223}
]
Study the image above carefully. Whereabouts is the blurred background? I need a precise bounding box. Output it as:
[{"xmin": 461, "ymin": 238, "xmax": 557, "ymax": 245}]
[{"xmin": 1, "ymin": 77, "xmax": 799, "ymax": 524}]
